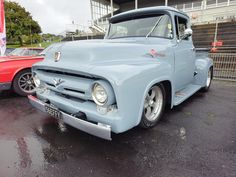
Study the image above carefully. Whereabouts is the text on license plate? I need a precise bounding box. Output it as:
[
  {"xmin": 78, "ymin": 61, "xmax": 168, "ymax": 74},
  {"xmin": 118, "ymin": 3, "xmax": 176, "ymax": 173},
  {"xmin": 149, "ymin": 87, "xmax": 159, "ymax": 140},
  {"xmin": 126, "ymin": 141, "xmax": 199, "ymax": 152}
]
[{"xmin": 45, "ymin": 105, "xmax": 61, "ymax": 119}]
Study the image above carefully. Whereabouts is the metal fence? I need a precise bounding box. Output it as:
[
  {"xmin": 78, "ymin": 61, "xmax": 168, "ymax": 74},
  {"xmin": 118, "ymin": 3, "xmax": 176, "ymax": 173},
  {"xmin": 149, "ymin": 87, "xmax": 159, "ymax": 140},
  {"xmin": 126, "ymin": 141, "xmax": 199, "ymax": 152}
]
[
  {"xmin": 172, "ymin": 0, "xmax": 236, "ymax": 12},
  {"xmin": 209, "ymin": 53, "xmax": 236, "ymax": 81}
]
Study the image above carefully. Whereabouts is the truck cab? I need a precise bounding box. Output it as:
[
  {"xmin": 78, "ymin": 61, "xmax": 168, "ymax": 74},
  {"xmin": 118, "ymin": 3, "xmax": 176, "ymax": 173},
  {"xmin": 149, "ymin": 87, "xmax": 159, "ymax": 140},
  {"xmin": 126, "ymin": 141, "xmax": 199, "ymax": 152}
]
[{"xmin": 29, "ymin": 6, "xmax": 213, "ymax": 140}]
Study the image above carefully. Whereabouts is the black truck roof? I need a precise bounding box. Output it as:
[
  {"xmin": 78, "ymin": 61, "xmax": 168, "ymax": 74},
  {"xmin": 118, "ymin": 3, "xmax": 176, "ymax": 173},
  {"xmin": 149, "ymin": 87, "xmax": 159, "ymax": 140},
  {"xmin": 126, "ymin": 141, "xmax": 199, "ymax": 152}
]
[{"xmin": 110, "ymin": 6, "xmax": 189, "ymax": 23}]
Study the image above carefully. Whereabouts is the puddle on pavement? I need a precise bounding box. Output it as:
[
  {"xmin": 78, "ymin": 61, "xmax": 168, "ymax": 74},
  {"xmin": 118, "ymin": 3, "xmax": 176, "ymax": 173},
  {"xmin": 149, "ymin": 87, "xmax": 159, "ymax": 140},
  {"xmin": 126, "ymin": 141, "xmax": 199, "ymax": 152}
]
[
  {"xmin": 0, "ymin": 135, "xmax": 46, "ymax": 176},
  {"xmin": 0, "ymin": 116, "xmax": 69, "ymax": 176}
]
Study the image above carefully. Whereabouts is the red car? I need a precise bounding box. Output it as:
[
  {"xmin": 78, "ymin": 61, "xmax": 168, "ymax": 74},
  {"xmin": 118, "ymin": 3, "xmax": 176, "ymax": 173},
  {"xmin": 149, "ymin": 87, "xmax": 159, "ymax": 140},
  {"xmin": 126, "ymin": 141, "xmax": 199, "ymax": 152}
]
[{"xmin": 0, "ymin": 47, "xmax": 44, "ymax": 96}]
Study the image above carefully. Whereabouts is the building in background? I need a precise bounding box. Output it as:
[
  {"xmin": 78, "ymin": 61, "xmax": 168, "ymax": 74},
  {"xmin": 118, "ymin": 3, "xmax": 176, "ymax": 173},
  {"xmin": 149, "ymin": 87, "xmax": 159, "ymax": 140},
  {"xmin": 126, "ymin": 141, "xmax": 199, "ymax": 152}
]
[{"xmin": 90, "ymin": 0, "xmax": 236, "ymax": 32}]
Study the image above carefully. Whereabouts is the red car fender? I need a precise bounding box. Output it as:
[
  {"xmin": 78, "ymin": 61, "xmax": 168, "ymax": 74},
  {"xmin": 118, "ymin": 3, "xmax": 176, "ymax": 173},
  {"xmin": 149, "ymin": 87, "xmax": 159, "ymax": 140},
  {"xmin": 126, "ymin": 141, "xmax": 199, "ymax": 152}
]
[
  {"xmin": 0, "ymin": 56, "xmax": 43, "ymax": 83},
  {"xmin": 12, "ymin": 65, "xmax": 33, "ymax": 80}
]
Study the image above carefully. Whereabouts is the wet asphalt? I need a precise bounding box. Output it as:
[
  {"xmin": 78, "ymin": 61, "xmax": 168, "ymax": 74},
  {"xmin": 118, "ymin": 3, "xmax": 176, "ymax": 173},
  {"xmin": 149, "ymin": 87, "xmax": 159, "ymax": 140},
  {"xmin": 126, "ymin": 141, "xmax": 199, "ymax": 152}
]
[{"xmin": 0, "ymin": 80, "xmax": 235, "ymax": 177}]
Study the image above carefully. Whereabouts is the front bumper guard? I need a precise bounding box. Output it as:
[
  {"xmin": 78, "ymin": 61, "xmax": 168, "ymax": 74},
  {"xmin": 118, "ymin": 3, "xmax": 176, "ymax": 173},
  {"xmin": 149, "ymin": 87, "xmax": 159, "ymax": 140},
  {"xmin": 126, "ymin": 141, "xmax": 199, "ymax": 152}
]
[{"xmin": 28, "ymin": 95, "xmax": 112, "ymax": 140}]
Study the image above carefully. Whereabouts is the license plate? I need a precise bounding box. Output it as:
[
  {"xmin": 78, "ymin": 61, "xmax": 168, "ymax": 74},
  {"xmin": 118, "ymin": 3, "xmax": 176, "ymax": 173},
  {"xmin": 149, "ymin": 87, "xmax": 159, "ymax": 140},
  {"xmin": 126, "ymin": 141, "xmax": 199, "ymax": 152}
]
[{"xmin": 45, "ymin": 104, "xmax": 62, "ymax": 120}]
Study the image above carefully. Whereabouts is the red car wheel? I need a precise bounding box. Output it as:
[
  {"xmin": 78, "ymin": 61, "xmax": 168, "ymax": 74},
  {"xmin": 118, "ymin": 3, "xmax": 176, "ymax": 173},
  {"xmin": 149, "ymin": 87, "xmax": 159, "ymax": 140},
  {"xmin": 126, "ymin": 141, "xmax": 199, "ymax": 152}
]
[{"xmin": 13, "ymin": 69, "xmax": 36, "ymax": 96}]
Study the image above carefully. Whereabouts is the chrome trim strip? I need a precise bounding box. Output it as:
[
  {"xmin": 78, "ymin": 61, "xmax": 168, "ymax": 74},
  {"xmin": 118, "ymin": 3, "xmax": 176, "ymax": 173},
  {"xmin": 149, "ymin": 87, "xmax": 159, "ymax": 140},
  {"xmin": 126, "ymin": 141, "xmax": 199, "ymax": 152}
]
[{"xmin": 28, "ymin": 95, "xmax": 112, "ymax": 140}]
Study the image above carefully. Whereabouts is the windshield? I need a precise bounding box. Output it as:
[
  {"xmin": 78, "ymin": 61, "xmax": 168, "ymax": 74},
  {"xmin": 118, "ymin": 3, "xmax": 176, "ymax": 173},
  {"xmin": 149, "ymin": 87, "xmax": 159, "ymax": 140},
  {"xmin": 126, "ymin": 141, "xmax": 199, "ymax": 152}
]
[
  {"xmin": 8, "ymin": 48, "xmax": 25, "ymax": 56},
  {"xmin": 8, "ymin": 48, "xmax": 43, "ymax": 56},
  {"xmin": 107, "ymin": 14, "xmax": 173, "ymax": 39},
  {"xmin": 38, "ymin": 45, "xmax": 53, "ymax": 56}
]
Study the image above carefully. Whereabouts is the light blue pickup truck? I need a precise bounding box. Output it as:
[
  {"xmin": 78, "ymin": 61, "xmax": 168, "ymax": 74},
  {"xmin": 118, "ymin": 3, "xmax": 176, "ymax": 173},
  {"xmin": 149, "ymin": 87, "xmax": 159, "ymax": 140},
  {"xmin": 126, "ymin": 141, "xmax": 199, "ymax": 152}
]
[{"xmin": 29, "ymin": 6, "xmax": 213, "ymax": 140}]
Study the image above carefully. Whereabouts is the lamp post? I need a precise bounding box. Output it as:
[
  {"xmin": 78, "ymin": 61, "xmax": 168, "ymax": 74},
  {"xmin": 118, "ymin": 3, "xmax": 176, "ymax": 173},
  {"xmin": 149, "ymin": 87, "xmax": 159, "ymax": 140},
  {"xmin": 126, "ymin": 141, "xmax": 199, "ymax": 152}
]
[
  {"xmin": 111, "ymin": 0, "xmax": 113, "ymax": 17},
  {"xmin": 165, "ymin": 0, "xmax": 168, "ymax": 6},
  {"xmin": 135, "ymin": 0, "xmax": 138, "ymax": 9}
]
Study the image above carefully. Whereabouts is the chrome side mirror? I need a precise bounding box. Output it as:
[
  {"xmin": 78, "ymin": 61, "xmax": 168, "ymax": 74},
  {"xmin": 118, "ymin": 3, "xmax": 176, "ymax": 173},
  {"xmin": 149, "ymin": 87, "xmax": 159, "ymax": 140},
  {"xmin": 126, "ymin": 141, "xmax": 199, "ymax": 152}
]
[
  {"xmin": 178, "ymin": 28, "xmax": 193, "ymax": 42},
  {"xmin": 184, "ymin": 28, "xmax": 193, "ymax": 37}
]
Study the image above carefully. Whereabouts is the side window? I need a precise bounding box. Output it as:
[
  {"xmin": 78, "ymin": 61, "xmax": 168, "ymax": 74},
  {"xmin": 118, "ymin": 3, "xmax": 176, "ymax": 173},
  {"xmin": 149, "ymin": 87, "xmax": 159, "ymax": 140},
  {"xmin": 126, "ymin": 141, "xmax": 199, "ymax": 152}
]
[{"xmin": 175, "ymin": 16, "xmax": 188, "ymax": 40}]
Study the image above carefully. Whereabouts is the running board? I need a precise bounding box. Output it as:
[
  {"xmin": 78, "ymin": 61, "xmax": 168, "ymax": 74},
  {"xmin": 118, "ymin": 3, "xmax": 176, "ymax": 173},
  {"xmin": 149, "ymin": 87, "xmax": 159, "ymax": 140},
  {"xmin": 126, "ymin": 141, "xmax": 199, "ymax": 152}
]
[{"xmin": 174, "ymin": 84, "xmax": 202, "ymax": 106}]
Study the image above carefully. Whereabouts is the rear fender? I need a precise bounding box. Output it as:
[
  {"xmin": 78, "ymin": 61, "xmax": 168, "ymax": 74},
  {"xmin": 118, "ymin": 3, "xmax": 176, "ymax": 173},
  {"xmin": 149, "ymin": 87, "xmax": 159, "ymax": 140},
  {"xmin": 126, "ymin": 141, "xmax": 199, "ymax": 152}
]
[
  {"xmin": 10, "ymin": 58, "xmax": 43, "ymax": 81},
  {"xmin": 11, "ymin": 66, "xmax": 32, "ymax": 81},
  {"xmin": 194, "ymin": 57, "xmax": 213, "ymax": 87}
]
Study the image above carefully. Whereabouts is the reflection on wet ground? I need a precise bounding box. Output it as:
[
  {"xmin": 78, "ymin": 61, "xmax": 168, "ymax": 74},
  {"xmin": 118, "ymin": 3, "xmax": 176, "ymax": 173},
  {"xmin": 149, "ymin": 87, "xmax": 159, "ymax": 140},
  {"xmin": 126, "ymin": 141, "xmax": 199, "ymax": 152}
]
[{"xmin": 0, "ymin": 81, "xmax": 236, "ymax": 177}]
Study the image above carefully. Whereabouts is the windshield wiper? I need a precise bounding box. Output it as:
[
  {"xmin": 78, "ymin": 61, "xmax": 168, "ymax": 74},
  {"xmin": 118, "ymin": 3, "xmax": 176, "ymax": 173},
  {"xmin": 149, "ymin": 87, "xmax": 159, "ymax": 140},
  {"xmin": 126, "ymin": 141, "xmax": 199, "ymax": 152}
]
[{"xmin": 146, "ymin": 16, "xmax": 163, "ymax": 38}]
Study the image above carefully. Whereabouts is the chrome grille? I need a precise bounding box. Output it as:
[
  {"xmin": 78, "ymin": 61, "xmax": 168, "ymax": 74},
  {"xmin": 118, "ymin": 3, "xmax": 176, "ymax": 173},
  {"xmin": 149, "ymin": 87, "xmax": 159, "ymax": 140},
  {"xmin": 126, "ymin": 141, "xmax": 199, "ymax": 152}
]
[{"xmin": 36, "ymin": 69, "xmax": 97, "ymax": 101}]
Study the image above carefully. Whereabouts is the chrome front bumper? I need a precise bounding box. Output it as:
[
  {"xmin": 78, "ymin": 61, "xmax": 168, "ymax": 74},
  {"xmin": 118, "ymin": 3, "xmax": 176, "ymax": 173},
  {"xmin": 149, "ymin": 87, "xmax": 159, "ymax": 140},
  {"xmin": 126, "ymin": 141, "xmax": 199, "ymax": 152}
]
[{"xmin": 28, "ymin": 95, "xmax": 112, "ymax": 140}]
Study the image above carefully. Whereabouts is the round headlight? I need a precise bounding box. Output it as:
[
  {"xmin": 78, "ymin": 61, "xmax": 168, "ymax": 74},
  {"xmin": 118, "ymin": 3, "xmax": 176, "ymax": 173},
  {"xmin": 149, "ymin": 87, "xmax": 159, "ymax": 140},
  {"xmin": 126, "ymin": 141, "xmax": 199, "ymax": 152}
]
[
  {"xmin": 33, "ymin": 74, "xmax": 41, "ymax": 87},
  {"xmin": 92, "ymin": 83, "xmax": 108, "ymax": 105}
]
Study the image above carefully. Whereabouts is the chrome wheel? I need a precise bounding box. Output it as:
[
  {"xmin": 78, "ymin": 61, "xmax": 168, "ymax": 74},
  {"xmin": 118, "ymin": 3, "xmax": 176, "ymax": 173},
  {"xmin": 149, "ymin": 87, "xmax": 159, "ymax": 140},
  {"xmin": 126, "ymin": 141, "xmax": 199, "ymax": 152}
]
[
  {"xmin": 201, "ymin": 67, "xmax": 213, "ymax": 92},
  {"xmin": 18, "ymin": 72, "xmax": 36, "ymax": 93},
  {"xmin": 144, "ymin": 86, "xmax": 164, "ymax": 122}
]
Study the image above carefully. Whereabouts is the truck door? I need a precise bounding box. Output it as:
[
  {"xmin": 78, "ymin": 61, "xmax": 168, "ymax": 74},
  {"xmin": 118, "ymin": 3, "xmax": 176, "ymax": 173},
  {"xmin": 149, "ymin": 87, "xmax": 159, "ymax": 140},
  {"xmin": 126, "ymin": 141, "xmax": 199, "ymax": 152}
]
[{"xmin": 174, "ymin": 16, "xmax": 195, "ymax": 91}]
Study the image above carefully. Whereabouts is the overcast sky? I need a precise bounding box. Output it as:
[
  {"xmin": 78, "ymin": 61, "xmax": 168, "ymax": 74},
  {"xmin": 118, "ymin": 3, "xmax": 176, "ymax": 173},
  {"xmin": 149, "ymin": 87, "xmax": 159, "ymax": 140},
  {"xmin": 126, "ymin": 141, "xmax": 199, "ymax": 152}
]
[{"xmin": 10, "ymin": 0, "xmax": 92, "ymax": 34}]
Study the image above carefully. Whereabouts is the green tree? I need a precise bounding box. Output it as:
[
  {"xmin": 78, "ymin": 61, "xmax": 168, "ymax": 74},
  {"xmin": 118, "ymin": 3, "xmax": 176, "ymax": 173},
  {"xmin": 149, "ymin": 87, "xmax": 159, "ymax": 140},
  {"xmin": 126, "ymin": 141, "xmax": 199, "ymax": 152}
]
[{"xmin": 4, "ymin": 1, "xmax": 42, "ymax": 46}]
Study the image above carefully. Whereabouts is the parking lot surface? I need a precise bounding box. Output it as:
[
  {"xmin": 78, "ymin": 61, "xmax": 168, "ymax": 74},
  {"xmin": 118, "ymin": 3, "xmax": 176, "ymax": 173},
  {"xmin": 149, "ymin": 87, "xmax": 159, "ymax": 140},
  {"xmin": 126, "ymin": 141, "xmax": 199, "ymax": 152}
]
[{"xmin": 0, "ymin": 81, "xmax": 236, "ymax": 177}]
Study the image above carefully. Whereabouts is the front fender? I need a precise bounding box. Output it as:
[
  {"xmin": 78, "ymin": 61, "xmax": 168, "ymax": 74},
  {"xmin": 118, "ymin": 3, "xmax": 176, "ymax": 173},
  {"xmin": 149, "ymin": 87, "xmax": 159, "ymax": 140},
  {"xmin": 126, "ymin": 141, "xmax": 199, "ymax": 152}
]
[
  {"xmin": 0, "ymin": 63, "xmax": 32, "ymax": 83},
  {"xmin": 0, "ymin": 58, "xmax": 43, "ymax": 83},
  {"xmin": 98, "ymin": 61, "xmax": 173, "ymax": 132},
  {"xmin": 135, "ymin": 75, "xmax": 173, "ymax": 126}
]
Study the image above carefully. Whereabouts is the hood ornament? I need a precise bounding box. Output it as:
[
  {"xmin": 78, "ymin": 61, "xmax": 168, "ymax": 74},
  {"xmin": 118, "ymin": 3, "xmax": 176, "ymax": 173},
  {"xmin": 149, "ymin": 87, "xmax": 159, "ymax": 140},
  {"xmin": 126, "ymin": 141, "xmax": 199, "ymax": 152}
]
[
  {"xmin": 53, "ymin": 78, "xmax": 64, "ymax": 87},
  {"xmin": 54, "ymin": 51, "xmax": 61, "ymax": 62}
]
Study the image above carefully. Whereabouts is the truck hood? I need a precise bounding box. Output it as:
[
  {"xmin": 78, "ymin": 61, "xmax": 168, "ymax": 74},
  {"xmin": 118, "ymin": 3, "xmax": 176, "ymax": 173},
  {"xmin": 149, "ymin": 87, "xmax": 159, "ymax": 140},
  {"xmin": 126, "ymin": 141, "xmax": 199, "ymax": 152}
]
[
  {"xmin": 34, "ymin": 39, "xmax": 173, "ymax": 82},
  {"xmin": 43, "ymin": 39, "xmax": 170, "ymax": 66}
]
